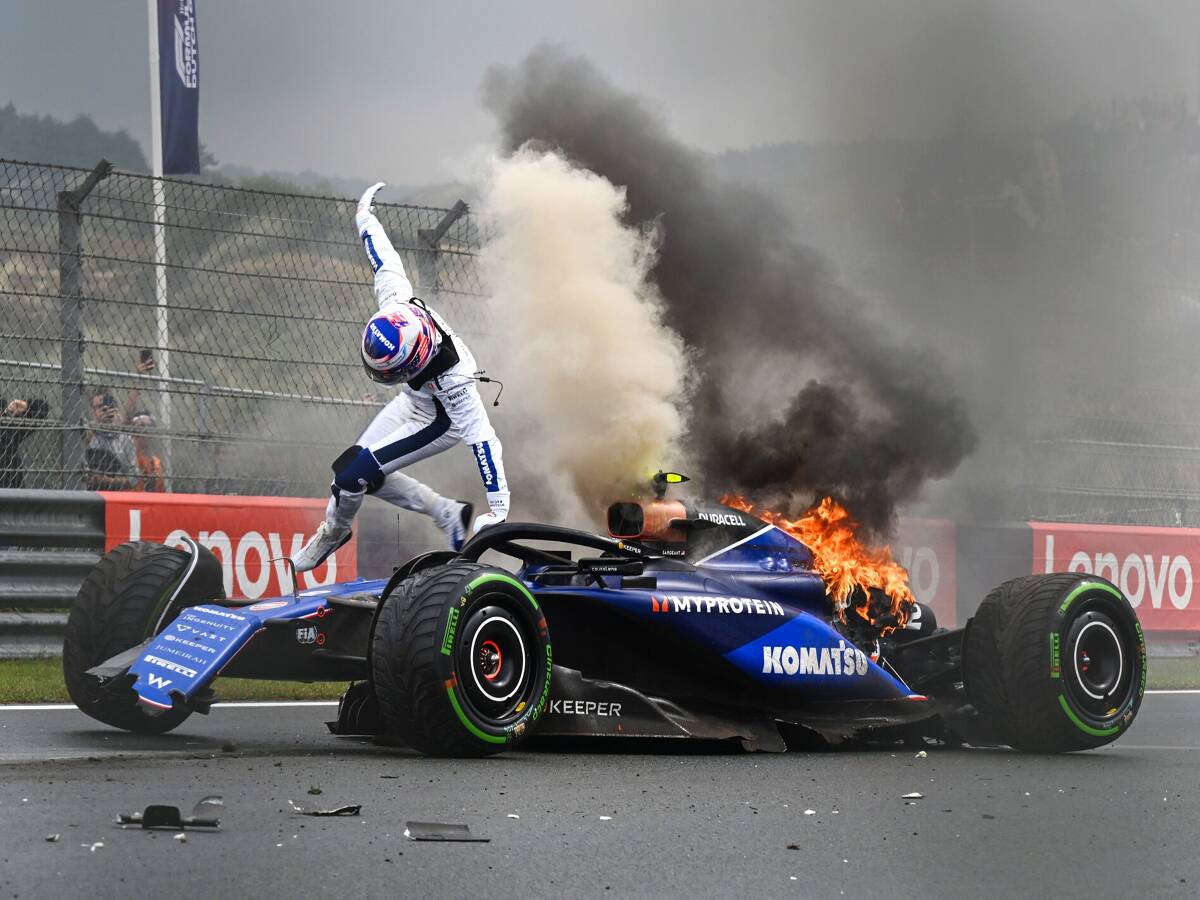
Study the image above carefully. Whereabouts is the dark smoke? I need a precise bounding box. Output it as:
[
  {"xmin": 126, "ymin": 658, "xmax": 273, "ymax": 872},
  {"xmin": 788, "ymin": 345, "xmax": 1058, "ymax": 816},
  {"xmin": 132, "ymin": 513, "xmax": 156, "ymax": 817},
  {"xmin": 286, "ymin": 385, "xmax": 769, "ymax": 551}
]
[{"xmin": 484, "ymin": 47, "xmax": 976, "ymax": 533}]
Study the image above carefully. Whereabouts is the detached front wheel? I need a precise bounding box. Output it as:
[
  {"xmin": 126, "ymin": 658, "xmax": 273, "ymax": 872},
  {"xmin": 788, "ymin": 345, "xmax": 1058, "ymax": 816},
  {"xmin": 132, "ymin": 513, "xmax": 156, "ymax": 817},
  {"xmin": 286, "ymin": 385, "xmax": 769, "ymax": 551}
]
[
  {"xmin": 371, "ymin": 563, "xmax": 551, "ymax": 757},
  {"xmin": 63, "ymin": 541, "xmax": 225, "ymax": 734},
  {"xmin": 964, "ymin": 573, "xmax": 1145, "ymax": 752}
]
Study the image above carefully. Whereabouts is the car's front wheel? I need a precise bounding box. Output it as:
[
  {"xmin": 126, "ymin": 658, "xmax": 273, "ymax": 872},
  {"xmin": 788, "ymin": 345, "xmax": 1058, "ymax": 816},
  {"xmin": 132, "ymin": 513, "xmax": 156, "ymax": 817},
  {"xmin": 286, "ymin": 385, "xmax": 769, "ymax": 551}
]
[
  {"xmin": 371, "ymin": 562, "xmax": 552, "ymax": 757},
  {"xmin": 63, "ymin": 540, "xmax": 225, "ymax": 733}
]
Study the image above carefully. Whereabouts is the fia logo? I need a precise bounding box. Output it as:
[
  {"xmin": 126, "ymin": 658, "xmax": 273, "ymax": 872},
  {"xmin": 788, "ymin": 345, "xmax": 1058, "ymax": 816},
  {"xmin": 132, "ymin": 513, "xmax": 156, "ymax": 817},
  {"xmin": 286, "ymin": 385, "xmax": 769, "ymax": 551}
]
[{"xmin": 296, "ymin": 625, "xmax": 318, "ymax": 646}]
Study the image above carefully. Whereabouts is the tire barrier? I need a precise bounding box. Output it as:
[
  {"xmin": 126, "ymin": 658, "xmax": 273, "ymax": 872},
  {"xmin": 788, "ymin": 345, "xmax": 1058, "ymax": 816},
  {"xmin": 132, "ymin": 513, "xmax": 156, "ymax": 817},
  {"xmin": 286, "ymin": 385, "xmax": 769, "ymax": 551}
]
[{"xmin": 0, "ymin": 489, "xmax": 105, "ymax": 658}]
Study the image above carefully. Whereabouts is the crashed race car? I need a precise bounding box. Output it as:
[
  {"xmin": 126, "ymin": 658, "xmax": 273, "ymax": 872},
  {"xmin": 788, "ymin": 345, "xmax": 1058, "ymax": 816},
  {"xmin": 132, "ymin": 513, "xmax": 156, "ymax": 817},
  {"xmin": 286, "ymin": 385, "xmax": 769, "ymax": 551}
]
[{"xmin": 63, "ymin": 475, "xmax": 1146, "ymax": 756}]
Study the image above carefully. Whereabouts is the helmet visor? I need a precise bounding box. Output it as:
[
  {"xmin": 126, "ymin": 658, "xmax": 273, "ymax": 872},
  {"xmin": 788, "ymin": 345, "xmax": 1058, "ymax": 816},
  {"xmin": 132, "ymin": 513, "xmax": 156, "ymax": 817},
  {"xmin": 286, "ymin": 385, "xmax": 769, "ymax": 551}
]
[{"xmin": 362, "ymin": 357, "xmax": 412, "ymax": 385}]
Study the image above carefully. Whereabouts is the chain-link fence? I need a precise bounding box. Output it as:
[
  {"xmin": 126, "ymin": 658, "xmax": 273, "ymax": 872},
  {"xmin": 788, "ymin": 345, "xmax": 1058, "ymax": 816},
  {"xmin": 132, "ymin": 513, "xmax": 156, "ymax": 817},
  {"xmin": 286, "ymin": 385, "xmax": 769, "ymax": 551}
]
[
  {"xmin": 1015, "ymin": 274, "xmax": 1200, "ymax": 527},
  {"xmin": 6, "ymin": 156, "xmax": 1200, "ymax": 526},
  {"xmin": 1, "ymin": 157, "xmax": 486, "ymax": 495}
]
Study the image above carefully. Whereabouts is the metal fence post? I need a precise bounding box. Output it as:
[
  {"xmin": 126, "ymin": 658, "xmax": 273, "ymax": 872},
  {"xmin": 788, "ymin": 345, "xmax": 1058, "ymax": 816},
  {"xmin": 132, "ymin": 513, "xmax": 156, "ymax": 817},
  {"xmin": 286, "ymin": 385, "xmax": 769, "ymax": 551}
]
[
  {"xmin": 199, "ymin": 379, "xmax": 214, "ymax": 488},
  {"xmin": 417, "ymin": 200, "xmax": 469, "ymax": 306},
  {"xmin": 57, "ymin": 159, "xmax": 112, "ymax": 489}
]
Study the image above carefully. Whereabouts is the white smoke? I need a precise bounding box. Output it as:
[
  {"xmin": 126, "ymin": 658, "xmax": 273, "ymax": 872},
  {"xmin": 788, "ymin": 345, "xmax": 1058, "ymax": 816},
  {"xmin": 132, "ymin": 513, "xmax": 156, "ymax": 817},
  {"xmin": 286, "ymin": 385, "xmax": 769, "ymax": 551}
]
[{"xmin": 476, "ymin": 146, "xmax": 691, "ymax": 524}]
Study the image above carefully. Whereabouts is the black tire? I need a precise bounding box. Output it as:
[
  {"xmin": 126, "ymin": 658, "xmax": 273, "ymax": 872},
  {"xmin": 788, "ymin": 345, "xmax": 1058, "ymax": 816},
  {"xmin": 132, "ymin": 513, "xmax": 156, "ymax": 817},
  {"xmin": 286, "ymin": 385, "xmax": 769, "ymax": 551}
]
[
  {"xmin": 964, "ymin": 573, "xmax": 1145, "ymax": 752},
  {"xmin": 371, "ymin": 562, "xmax": 552, "ymax": 757},
  {"xmin": 63, "ymin": 541, "xmax": 225, "ymax": 734}
]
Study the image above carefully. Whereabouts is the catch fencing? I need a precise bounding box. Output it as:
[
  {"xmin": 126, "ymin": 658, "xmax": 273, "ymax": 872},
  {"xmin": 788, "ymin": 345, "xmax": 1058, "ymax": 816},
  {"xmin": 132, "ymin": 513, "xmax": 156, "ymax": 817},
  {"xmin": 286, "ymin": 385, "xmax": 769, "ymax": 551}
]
[
  {"xmin": 0, "ymin": 157, "xmax": 487, "ymax": 496},
  {"xmin": 5, "ymin": 158, "xmax": 1200, "ymax": 524}
]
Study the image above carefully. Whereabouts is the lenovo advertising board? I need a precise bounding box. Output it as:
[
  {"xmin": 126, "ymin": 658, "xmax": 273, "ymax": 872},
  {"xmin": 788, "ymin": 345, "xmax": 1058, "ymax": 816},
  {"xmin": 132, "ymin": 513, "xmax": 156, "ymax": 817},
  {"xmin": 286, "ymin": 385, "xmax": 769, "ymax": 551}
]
[{"xmin": 102, "ymin": 492, "xmax": 354, "ymax": 600}]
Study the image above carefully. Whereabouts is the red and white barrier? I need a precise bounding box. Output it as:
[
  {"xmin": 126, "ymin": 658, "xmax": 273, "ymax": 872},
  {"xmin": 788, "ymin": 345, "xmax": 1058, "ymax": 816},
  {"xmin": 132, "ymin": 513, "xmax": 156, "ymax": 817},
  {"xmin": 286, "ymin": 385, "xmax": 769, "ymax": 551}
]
[
  {"xmin": 101, "ymin": 492, "xmax": 356, "ymax": 600},
  {"xmin": 1031, "ymin": 522, "xmax": 1200, "ymax": 632},
  {"xmin": 895, "ymin": 518, "xmax": 958, "ymax": 628}
]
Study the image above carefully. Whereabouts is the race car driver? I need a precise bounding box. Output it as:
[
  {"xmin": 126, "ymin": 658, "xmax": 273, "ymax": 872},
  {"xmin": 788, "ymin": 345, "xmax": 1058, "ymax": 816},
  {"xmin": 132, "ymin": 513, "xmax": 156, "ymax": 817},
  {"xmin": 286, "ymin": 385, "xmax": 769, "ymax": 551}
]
[{"xmin": 292, "ymin": 182, "xmax": 509, "ymax": 572}]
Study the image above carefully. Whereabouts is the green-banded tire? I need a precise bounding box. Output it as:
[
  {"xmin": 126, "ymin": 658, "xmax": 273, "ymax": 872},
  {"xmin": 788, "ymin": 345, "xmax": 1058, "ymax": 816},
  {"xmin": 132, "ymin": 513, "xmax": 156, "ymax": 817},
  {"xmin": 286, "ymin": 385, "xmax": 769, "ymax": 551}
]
[
  {"xmin": 371, "ymin": 562, "xmax": 552, "ymax": 757},
  {"xmin": 63, "ymin": 541, "xmax": 225, "ymax": 734},
  {"xmin": 963, "ymin": 573, "xmax": 1146, "ymax": 752}
]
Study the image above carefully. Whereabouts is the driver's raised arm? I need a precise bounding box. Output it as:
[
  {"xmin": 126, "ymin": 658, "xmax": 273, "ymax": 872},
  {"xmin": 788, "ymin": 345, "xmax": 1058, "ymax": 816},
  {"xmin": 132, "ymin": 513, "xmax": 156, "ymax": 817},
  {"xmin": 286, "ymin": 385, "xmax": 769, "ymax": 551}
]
[{"xmin": 355, "ymin": 182, "xmax": 415, "ymax": 311}]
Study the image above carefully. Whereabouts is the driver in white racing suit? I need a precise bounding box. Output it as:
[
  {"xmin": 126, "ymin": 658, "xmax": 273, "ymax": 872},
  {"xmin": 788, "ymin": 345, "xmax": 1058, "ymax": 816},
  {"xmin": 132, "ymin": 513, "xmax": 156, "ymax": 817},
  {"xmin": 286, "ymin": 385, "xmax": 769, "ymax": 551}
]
[{"xmin": 292, "ymin": 182, "xmax": 509, "ymax": 572}]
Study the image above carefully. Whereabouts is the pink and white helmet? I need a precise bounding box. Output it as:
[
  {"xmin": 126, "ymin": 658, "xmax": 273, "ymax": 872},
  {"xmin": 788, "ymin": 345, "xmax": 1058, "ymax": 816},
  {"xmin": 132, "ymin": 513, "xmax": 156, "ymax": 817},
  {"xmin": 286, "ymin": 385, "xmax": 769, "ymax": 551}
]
[{"xmin": 360, "ymin": 303, "xmax": 441, "ymax": 384}]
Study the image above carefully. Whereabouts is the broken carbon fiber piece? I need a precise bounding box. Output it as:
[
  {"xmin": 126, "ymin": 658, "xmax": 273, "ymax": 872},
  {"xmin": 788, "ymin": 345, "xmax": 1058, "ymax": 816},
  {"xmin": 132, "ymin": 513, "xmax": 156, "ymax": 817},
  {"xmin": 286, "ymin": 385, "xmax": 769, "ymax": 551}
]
[
  {"xmin": 287, "ymin": 799, "xmax": 362, "ymax": 817},
  {"xmin": 403, "ymin": 822, "xmax": 489, "ymax": 842},
  {"xmin": 118, "ymin": 795, "xmax": 223, "ymax": 830}
]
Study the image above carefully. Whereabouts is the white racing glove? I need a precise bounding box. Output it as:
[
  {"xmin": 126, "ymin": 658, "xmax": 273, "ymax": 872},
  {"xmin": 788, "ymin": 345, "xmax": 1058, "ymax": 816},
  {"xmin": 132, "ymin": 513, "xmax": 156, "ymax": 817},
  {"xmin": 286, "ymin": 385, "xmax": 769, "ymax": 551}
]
[
  {"xmin": 358, "ymin": 181, "xmax": 387, "ymax": 215},
  {"xmin": 472, "ymin": 512, "xmax": 507, "ymax": 534}
]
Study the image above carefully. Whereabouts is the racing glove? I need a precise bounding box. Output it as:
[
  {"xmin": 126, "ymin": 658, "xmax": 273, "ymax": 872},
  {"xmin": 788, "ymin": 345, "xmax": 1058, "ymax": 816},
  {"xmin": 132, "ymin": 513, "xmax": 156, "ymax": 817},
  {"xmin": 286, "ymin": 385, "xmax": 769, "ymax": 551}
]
[{"xmin": 358, "ymin": 181, "xmax": 386, "ymax": 217}]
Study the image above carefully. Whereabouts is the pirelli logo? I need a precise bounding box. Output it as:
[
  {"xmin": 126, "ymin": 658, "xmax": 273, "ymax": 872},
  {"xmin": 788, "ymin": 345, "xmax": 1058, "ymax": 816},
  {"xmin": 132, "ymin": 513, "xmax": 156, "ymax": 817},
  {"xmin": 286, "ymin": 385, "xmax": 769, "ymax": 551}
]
[{"xmin": 441, "ymin": 607, "xmax": 460, "ymax": 656}]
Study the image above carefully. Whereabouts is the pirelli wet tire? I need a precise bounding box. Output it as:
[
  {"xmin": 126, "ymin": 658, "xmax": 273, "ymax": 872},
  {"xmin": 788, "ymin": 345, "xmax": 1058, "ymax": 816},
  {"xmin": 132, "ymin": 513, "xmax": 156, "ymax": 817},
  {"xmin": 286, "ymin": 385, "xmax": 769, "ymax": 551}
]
[
  {"xmin": 963, "ymin": 573, "xmax": 1145, "ymax": 752},
  {"xmin": 63, "ymin": 541, "xmax": 225, "ymax": 734},
  {"xmin": 371, "ymin": 562, "xmax": 552, "ymax": 757}
]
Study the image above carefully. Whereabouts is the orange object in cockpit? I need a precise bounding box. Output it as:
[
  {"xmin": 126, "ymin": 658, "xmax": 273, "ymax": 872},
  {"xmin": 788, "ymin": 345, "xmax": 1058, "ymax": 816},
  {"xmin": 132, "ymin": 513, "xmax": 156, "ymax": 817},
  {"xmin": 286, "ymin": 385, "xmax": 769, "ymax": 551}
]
[{"xmin": 606, "ymin": 499, "xmax": 688, "ymax": 543}]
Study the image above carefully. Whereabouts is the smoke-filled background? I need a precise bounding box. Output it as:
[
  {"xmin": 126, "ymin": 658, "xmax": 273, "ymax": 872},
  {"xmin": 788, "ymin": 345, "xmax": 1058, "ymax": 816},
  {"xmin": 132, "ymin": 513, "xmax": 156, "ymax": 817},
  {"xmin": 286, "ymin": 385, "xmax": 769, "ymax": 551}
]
[
  {"xmin": 483, "ymin": 47, "xmax": 977, "ymax": 534},
  {"xmin": 7, "ymin": 0, "xmax": 1200, "ymax": 536},
  {"xmin": 461, "ymin": 5, "xmax": 1200, "ymax": 536},
  {"xmin": 474, "ymin": 148, "xmax": 691, "ymax": 524}
]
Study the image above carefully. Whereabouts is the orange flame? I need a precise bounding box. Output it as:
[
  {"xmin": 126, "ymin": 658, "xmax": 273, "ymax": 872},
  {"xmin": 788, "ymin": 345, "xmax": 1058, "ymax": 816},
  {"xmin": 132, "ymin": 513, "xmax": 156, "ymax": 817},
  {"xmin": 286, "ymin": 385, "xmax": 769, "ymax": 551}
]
[{"xmin": 721, "ymin": 494, "xmax": 915, "ymax": 634}]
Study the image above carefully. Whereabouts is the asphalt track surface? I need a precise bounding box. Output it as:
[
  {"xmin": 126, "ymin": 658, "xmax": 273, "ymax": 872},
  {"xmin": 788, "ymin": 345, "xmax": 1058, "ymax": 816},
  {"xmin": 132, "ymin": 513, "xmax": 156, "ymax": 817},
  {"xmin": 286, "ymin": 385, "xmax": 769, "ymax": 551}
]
[{"xmin": 1, "ymin": 694, "xmax": 1197, "ymax": 900}]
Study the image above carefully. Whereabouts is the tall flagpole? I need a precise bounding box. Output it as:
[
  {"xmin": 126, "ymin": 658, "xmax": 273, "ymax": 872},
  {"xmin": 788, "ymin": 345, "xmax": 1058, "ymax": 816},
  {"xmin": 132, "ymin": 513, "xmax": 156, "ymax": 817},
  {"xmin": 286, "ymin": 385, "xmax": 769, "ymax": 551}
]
[{"xmin": 147, "ymin": 0, "xmax": 172, "ymax": 486}]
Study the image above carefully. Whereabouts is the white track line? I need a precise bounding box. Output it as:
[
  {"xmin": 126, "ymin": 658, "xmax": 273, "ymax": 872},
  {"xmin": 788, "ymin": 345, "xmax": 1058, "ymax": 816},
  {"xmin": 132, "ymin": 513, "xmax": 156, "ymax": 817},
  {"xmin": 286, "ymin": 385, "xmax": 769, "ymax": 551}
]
[{"xmin": 0, "ymin": 700, "xmax": 338, "ymax": 712}]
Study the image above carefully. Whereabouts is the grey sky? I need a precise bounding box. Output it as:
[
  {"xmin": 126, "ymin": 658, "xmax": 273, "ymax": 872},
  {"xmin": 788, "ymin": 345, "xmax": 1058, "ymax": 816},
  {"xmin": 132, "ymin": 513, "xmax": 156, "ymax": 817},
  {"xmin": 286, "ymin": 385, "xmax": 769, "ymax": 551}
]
[{"xmin": 3, "ymin": 1, "xmax": 1199, "ymax": 183}]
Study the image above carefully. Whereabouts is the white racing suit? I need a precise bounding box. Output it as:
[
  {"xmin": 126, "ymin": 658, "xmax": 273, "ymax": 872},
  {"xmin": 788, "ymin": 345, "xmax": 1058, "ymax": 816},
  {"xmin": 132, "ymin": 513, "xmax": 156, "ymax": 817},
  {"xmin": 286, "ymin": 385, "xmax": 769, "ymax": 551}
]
[{"xmin": 321, "ymin": 204, "xmax": 510, "ymax": 539}]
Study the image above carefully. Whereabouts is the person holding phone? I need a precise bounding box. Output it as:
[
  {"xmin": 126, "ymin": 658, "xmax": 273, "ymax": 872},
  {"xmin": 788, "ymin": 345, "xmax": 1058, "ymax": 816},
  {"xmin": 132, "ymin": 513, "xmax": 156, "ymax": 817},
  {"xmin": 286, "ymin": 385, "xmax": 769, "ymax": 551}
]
[
  {"xmin": 85, "ymin": 387, "xmax": 138, "ymax": 490},
  {"xmin": 80, "ymin": 352, "xmax": 162, "ymax": 490}
]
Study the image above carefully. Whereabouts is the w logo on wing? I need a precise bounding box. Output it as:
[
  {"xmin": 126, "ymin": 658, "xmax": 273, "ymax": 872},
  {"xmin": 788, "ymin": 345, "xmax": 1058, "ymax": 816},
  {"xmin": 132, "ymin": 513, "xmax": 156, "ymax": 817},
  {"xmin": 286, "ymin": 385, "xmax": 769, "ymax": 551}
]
[{"xmin": 147, "ymin": 674, "xmax": 172, "ymax": 690}]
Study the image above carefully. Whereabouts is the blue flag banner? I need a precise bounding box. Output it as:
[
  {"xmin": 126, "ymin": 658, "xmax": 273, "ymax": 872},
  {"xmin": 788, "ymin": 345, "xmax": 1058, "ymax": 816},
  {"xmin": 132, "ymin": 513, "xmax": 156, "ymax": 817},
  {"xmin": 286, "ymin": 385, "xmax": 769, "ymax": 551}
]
[{"xmin": 157, "ymin": 0, "xmax": 199, "ymax": 174}]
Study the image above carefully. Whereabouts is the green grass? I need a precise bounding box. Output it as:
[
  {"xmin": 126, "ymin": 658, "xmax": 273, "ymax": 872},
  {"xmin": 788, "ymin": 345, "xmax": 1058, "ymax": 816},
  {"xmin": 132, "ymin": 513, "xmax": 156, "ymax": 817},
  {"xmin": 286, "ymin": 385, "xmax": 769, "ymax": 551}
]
[
  {"xmin": 1144, "ymin": 656, "xmax": 1200, "ymax": 690},
  {"xmin": 0, "ymin": 657, "xmax": 347, "ymax": 704},
  {"xmin": 2, "ymin": 654, "xmax": 1198, "ymax": 705}
]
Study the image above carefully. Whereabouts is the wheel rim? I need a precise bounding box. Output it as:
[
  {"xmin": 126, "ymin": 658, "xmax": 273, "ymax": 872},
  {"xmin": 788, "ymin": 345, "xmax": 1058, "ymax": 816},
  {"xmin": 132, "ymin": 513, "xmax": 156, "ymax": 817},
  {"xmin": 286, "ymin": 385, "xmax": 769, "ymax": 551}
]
[
  {"xmin": 455, "ymin": 601, "xmax": 536, "ymax": 723},
  {"xmin": 468, "ymin": 616, "xmax": 526, "ymax": 703},
  {"xmin": 1062, "ymin": 606, "xmax": 1137, "ymax": 721},
  {"xmin": 1072, "ymin": 619, "xmax": 1123, "ymax": 700}
]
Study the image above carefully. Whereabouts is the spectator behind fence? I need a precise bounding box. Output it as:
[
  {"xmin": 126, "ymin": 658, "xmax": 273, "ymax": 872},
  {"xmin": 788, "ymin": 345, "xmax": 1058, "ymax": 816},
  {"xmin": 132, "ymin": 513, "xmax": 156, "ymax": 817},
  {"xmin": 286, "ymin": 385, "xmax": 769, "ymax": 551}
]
[
  {"xmin": 0, "ymin": 397, "xmax": 50, "ymax": 488},
  {"xmin": 84, "ymin": 352, "xmax": 160, "ymax": 491},
  {"xmin": 131, "ymin": 412, "xmax": 164, "ymax": 492},
  {"xmin": 86, "ymin": 387, "xmax": 138, "ymax": 490}
]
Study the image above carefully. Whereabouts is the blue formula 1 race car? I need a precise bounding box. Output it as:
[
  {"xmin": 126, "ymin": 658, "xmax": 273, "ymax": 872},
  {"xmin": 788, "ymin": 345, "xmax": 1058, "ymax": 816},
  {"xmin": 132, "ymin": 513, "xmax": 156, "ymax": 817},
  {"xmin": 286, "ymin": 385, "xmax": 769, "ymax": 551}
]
[{"xmin": 63, "ymin": 478, "xmax": 1146, "ymax": 756}]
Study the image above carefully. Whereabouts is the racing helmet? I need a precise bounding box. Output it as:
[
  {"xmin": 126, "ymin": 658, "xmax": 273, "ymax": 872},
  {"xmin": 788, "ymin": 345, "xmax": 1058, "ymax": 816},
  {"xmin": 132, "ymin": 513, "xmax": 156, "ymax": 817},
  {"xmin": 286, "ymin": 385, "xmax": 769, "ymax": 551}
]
[{"xmin": 360, "ymin": 304, "xmax": 441, "ymax": 384}]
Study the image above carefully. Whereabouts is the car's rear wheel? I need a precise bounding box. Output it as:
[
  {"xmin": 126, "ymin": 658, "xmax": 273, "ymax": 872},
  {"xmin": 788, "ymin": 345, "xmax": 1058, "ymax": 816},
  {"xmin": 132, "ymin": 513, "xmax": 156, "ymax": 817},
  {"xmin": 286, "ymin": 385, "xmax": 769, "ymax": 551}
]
[
  {"xmin": 963, "ymin": 573, "xmax": 1145, "ymax": 752},
  {"xmin": 63, "ymin": 541, "xmax": 225, "ymax": 734},
  {"xmin": 371, "ymin": 562, "xmax": 552, "ymax": 757}
]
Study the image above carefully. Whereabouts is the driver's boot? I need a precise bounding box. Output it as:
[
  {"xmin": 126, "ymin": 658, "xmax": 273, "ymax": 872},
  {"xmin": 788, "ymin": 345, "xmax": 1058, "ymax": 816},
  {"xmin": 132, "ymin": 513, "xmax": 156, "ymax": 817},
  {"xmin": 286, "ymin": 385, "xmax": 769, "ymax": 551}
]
[{"xmin": 292, "ymin": 521, "xmax": 352, "ymax": 573}]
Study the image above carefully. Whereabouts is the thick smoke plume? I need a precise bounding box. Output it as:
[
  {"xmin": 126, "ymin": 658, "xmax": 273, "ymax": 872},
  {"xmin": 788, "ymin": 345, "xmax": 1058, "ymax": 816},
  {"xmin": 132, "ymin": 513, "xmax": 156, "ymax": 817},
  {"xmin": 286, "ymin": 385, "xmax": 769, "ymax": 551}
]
[
  {"xmin": 484, "ymin": 47, "xmax": 976, "ymax": 533},
  {"xmin": 475, "ymin": 147, "xmax": 690, "ymax": 521}
]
